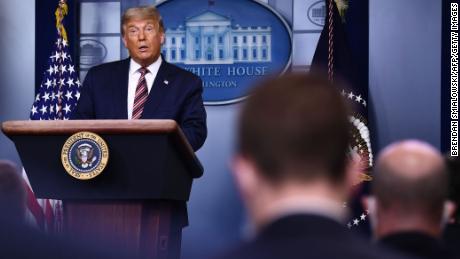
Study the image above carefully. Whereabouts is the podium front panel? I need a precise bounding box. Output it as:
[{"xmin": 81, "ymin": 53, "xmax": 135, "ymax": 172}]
[{"xmin": 13, "ymin": 133, "xmax": 193, "ymax": 201}]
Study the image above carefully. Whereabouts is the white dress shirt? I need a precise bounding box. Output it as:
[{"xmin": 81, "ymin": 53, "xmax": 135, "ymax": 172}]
[{"xmin": 127, "ymin": 57, "xmax": 162, "ymax": 119}]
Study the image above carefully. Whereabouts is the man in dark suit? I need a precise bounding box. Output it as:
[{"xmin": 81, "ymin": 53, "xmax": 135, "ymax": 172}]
[
  {"xmin": 71, "ymin": 6, "xmax": 206, "ymax": 258},
  {"xmin": 214, "ymin": 74, "xmax": 411, "ymax": 259},
  {"xmin": 366, "ymin": 140, "xmax": 456, "ymax": 259},
  {"xmin": 71, "ymin": 5, "xmax": 207, "ymax": 152}
]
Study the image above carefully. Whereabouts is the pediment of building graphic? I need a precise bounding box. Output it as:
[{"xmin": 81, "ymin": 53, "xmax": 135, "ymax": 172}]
[{"xmin": 186, "ymin": 10, "xmax": 230, "ymax": 23}]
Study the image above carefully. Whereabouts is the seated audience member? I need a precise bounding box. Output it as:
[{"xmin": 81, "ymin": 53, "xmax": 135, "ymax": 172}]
[
  {"xmin": 213, "ymin": 73, "xmax": 411, "ymax": 259},
  {"xmin": 366, "ymin": 140, "xmax": 456, "ymax": 259}
]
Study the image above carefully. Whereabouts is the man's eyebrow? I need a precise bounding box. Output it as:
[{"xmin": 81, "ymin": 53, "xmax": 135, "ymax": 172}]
[{"xmin": 128, "ymin": 23, "xmax": 155, "ymax": 28}]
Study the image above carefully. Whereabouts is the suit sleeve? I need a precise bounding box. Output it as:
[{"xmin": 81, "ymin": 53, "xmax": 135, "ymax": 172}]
[
  {"xmin": 179, "ymin": 76, "xmax": 207, "ymax": 151},
  {"xmin": 70, "ymin": 69, "xmax": 95, "ymax": 119}
]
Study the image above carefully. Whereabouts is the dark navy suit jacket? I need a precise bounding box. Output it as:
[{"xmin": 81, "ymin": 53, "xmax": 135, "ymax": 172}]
[
  {"xmin": 380, "ymin": 232, "xmax": 454, "ymax": 259},
  {"xmin": 71, "ymin": 58, "xmax": 207, "ymax": 151}
]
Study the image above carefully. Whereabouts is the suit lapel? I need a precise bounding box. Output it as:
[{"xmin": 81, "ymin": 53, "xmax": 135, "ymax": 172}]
[
  {"xmin": 117, "ymin": 58, "xmax": 130, "ymax": 119},
  {"xmin": 141, "ymin": 61, "xmax": 171, "ymax": 119}
]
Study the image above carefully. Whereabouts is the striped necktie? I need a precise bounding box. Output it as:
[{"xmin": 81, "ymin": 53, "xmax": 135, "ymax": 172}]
[{"xmin": 132, "ymin": 67, "xmax": 149, "ymax": 119}]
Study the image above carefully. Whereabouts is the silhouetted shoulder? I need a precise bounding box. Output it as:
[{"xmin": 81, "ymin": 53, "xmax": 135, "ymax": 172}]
[{"xmin": 211, "ymin": 215, "xmax": 416, "ymax": 259}]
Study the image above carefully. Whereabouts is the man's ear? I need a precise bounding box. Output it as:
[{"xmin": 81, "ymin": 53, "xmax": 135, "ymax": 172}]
[
  {"xmin": 122, "ymin": 35, "xmax": 128, "ymax": 49},
  {"xmin": 231, "ymin": 155, "xmax": 259, "ymax": 199},
  {"xmin": 444, "ymin": 200, "xmax": 457, "ymax": 224},
  {"xmin": 344, "ymin": 153, "xmax": 362, "ymax": 191},
  {"xmin": 160, "ymin": 32, "xmax": 165, "ymax": 45},
  {"xmin": 361, "ymin": 195, "xmax": 370, "ymax": 212},
  {"xmin": 362, "ymin": 195, "xmax": 377, "ymax": 214},
  {"xmin": 363, "ymin": 195, "xmax": 379, "ymax": 238}
]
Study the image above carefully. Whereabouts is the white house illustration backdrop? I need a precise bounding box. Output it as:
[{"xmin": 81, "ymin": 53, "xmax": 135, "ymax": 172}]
[{"xmin": 161, "ymin": 10, "xmax": 272, "ymax": 64}]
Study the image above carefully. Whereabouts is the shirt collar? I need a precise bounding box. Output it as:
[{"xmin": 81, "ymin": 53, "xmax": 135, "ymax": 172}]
[{"xmin": 129, "ymin": 56, "xmax": 163, "ymax": 75}]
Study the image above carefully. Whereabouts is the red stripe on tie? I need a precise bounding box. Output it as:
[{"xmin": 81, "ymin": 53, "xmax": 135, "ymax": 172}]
[{"xmin": 132, "ymin": 67, "xmax": 149, "ymax": 119}]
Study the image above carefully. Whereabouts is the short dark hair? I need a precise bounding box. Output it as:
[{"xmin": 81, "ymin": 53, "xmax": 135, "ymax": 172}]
[
  {"xmin": 237, "ymin": 73, "xmax": 350, "ymax": 184},
  {"xmin": 373, "ymin": 155, "xmax": 448, "ymax": 222},
  {"xmin": 0, "ymin": 160, "xmax": 26, "ymax": 221}
]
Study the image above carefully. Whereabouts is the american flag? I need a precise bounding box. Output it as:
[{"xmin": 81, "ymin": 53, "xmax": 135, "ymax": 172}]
[
  {"xmin": 311, "ymin": 0, "xmax": 373, "ymax": 180},
  {"xmin": 30, "ymin": 37, "xmax": 81, "ymax": 120},
  {"xmin": 25, "ymin": 0, "xmax": 79, "ymax": 232},
  {"xmin": 311, "ymin": 0, "xmax": 372, "ymax": 230}
]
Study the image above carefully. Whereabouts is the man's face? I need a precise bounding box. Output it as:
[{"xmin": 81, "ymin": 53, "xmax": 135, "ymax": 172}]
[{"xmin": 122, "ymin": 18, "xmax": 164, "ymax": 67}]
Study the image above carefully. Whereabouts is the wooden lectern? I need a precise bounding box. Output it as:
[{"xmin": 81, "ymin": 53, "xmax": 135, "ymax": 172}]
[{"xmin": 1, "ymin": 120, "xmax": 203, "ymax": 259}]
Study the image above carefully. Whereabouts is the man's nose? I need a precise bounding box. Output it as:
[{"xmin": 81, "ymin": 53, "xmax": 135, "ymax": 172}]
[{"xmin": 138, "ymin": 30, "xmax": 146, "ymax": 40}]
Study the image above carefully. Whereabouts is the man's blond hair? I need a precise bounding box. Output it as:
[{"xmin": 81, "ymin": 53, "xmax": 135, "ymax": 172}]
[{"xmin": 121, "ymin": 6, "xmax": 164, "ymax": 35}]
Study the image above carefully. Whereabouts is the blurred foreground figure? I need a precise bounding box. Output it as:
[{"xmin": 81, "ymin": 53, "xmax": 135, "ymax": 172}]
[
  {"xmin": 213, "ymin": 73, "xmax": 410, "ymax": 259},
  {"xmin": 0, "ymin": 160, "xmax": 27, "ymax": 223},
  {"xmin": 0, "ymin": 160, "xmax": 131, "ymax": 259},
  {"xmin": 445, "ymin": 156, "xmax": 460, "ymax": 259},
  {"xmin": 367, "ymin": 140, "xmax": 456, "ymax": 259}
]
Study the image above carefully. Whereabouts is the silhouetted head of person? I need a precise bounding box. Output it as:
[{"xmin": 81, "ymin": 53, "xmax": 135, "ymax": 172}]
[
  {"xmin": 368, "ymin": 140, "xmax": 454, "ymax": 239},
  {"xmin": 0, "ymin": 160, "xmax": 26, "ymax": 223},
  {"xmin": 232, "ymin": 72, "xmax": 355, "ymax": 230}
]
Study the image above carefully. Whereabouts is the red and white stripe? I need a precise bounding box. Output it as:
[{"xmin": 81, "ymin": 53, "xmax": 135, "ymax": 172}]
[
  {"xmin": 22, "ymin": 168, "xmax": 61, "ymax": 233},
  {"xmin": 132, "ymin": 68, "xmax": 149, "ymax": 119}
]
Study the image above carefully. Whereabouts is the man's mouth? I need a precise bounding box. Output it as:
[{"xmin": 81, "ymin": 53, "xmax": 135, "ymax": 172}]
[{"xmin": 139, "ymin": 46, "xmax": 148, "ymax": 52}]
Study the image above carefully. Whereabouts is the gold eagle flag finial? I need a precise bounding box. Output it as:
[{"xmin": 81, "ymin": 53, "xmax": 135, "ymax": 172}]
[{"xmin": 55, "ymin": 0, "xmax": 69, "ymax": 42}]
